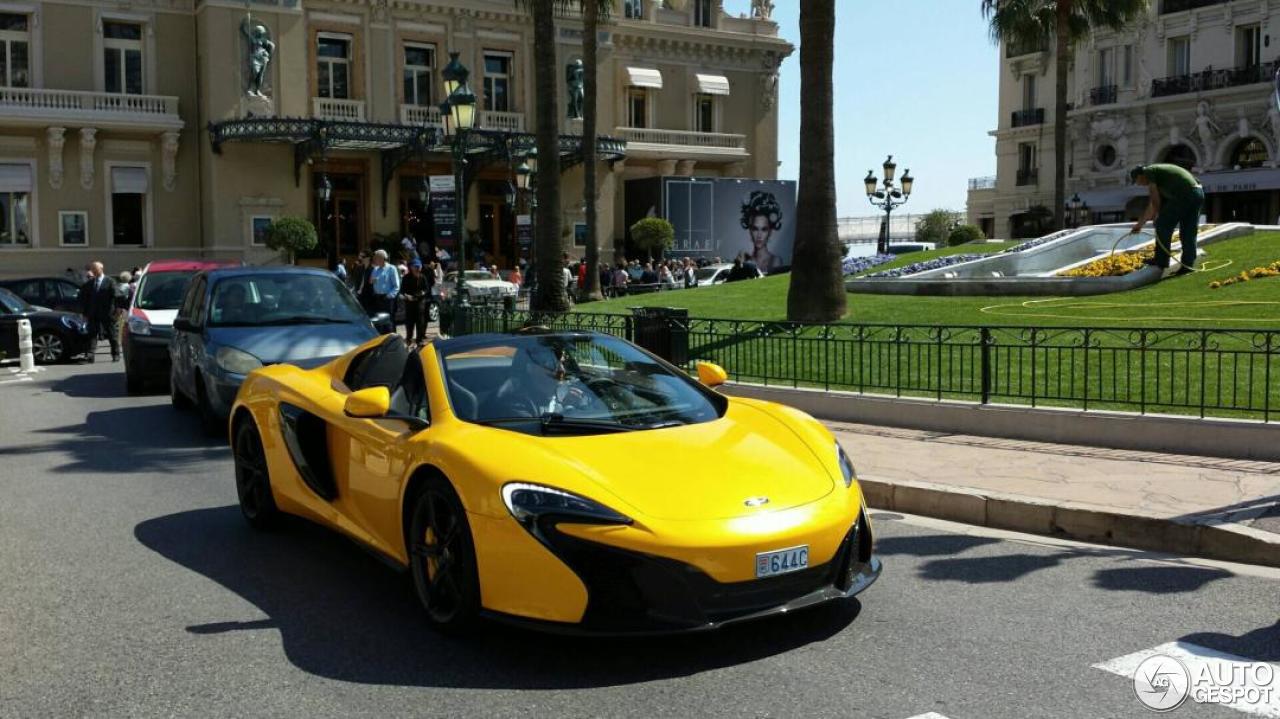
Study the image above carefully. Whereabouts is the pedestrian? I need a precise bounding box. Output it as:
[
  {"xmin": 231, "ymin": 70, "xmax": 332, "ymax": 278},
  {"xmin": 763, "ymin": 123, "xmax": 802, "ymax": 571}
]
[
  {"xmin": 510, "ymin": 265, "xmax": 523, "ymax": 289},
  {"xmin": 658, "ymin": 264, "xmax": 675, "ymax": 289},
  {"xmin": 612, "ymin": 265, "xmax": 629, "ymax": 295},
  {"xmin": 401, "ymin": 259, "xmax": 429, "ymax": 347},
  {"xmin": 79, "ymin": 262, "xmax": 120, "ymax": 363},
  {"xmin": 334, "ymin": 258, "xmax": 348, "ymax": 283},
  {"xmin": 640, "ymin": 262, "xmax": 658, "ymax": 285},
  {"xmin": 355, "ymin": 251, "xmax": 377, "ymax": 312},
  {"xmin": 368, "ymin": 249, "xmax": 400, "ymax": 325},
  {"xmin": 400, "ymin": 234, "xmax": 419, "ymax": 262},
  {"xmin": 1129, "ymin": 164, "xmax": 1204, "ymax": 275},
  {"xmin": 683, "ymin": 258, "xmax": 698, "ymax": 288}
]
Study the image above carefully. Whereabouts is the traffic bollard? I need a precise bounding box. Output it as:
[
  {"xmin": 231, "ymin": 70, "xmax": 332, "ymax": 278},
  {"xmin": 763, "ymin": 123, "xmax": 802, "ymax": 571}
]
[{"xmin": 17, "ymin": 318, "xmax": 35, "ymax": 372}]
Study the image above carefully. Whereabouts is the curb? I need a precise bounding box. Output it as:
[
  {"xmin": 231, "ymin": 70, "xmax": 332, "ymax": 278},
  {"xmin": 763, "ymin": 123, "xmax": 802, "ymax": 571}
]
[{"xmin": 859, "ymin": 475, "xmax": 1280, "ymax": 568}]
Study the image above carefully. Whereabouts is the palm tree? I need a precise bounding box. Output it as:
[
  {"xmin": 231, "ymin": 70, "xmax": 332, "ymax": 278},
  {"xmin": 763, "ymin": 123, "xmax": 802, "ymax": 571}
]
[
  {"xmin": 981, "ymin": 0, "xmax": 1149, "ymax": 230},
  {"xmin": 578, "ymin": 0, "xmax": 613, "ymax": 302},
  {"xmin": 514, "ymin": 0, "xmax": 570, "ymax": 312},
  {"xmin": 786, "ymin": 0, "xmax": 846, "ymax": 323}
]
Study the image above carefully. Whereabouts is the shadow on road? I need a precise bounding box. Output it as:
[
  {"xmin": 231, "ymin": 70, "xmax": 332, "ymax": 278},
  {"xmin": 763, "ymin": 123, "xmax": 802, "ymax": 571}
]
[
  {"xmin": 1091, "ymin": 565, "xmax": 1232, "ymax": 594},
  {"xmin": 48, "ymin": 368, "xmax": 132, "ymax": 399},
  {"xmin": 10, "ymin": 403, "xmax": 225, "ymax": 473},
  {"xmin": 1181, "ymin": 620, "xmax": 1280, "ymax": 662},
  {"xmin": 873, "ymin": 534, "xmax": 1000, "ymax": 557},
  {"xmin": 134, "ymin": 506, "xmax": 863, "ymax": 689}
]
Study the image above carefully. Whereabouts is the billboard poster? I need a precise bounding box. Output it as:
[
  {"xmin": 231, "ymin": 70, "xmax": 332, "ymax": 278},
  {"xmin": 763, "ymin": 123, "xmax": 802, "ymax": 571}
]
[
  {"xmin": 710, "ymin": 178, "xmax": 797, "ymax": 274},
  {"xmin": 429, "ymin": 175, "xmax": 457, "ymax": 250}
]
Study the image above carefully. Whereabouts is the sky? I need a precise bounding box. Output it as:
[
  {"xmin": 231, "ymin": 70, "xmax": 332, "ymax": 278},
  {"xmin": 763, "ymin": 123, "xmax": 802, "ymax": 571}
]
[{"xmin": 721, "ymin": 0, "xmax": 999, "ymax": 217}]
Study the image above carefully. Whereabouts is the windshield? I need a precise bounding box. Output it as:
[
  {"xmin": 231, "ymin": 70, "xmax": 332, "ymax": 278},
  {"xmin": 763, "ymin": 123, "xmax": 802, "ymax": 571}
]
[
  {"xmin": 135, "ymin": 271, "xmax": 194, "ymax": 310},
  {"xmin": 694, "ymin": 268, "xmax": 720, "ymax": 281},
  {"xmin": 208, "ymin": 274, "xmax": 367, "ymax": 327},
  {"xmin": 441, "ymin": 334, "xmax": 724, "ymax": 435},
  {"xmin": 464, "ymin": 271, "xmax": 497, "ymax": 281},
  {"xmin": 0, "ymin": 288, "xmax": 29, "ymax": 314}
]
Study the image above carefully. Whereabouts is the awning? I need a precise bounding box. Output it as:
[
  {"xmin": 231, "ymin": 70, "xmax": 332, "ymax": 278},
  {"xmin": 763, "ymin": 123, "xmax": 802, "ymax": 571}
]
[
  {"xmin": 0, "ymin": 164, "xmax": 32, "ymax": 193},
  {"xmin": 111, "ymin": 166, "xmax": 149, "ymax": 194},
  {"xmin": 1199, "ymin": 167, "xmax": 1280, "ymax": 194},
  {"xmin": 626, "ymin": 66, "xmax": 663, "ymax": 90},
  {"xmin": 1077, "ymin": 185, "xmax": 1145, "ymax": 211},
  {"xmin": 695, "ymin": 73, "xmax": 730, "ymax": 96}
]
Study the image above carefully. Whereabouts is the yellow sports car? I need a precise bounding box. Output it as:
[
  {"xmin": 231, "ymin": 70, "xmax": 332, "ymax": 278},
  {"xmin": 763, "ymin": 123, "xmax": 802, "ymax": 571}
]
[{"xmin": 229, "ymin": 330, "xmax": 880, "ymax": 634}]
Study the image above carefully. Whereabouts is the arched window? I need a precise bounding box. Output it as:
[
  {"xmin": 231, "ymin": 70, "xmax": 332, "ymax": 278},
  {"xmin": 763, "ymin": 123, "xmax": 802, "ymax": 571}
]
[
  {"xmin": 1160, "ymin": 144, "xmax": 1197, "ymax": 171},
  {"xmin": 1230, "ymin": 138, "xmax": 1268, "ymax": 169}
]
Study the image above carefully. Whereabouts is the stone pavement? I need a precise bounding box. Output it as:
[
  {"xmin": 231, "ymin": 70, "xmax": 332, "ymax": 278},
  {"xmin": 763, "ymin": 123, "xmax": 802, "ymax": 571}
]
[{"xmin": 827, "ymin": 421, "xmax": 1280, "ymax": 567}]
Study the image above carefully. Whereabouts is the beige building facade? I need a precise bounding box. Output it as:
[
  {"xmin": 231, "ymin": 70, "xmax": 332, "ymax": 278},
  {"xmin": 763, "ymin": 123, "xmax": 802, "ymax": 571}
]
[
  {"xmin": 968, "ymin": 0, "xmax": 1280, "ymax": 239},
  {"xmin": 0, "ymin": 0, "xmax": 790, "ymax": 278}
]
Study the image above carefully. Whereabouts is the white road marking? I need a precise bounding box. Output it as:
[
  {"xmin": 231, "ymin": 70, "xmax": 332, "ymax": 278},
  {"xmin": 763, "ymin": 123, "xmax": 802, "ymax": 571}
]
[
  {"xmin": 0, "ymin": 376, "xmax": 32, "ymax": 385},
  {"xmin": 904, "ymin": 713, "xmax": 952, "ymax": 719},
  {"xmin": 1095, "ymin": 641, "xmax": 1280, "ymax": 717}
]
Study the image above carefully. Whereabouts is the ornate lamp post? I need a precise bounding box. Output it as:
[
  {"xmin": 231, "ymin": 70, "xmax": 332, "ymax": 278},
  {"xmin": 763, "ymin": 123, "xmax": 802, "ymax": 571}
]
[
  {"xmin": 316, "ymin": 172, "xmax": 332, "ymax": 266},
  {"xmin": 441, "ymin": 51, "xmax": 477, "ymax": 333},
  {"xmin": 1066, "ymin": 193, "xmax": 1089, "ymax": 229},
  {"xmin": 515, "ymin": 158, "xmax": 533, "ymax": 272},
  {"xmin": 864, "ymin": 155, "xmax": 913, "ymax": 255}
]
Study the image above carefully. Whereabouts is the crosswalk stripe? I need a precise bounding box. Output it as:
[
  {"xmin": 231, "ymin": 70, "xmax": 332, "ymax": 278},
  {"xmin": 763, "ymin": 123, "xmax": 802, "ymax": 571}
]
[
  {"xmin": 904, "ymin": 714, "xmax": 952, "ymax": 719},
  {"xmin": 1095, "ymin": 641, "xmax": 1280, "ymax": 717},
  {"xmin": 0, "ymin": 376, "xmax": 32, "ymax": 385}
]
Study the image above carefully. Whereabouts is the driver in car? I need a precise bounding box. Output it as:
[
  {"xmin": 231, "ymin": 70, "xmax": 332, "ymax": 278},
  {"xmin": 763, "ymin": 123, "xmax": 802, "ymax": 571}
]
[
  {"xmin": 487, "ymin": 344, "xmax": 597, "ymax": 418},
  {"xmin": 216, "ymin": 284, "xmax": 251, "ymax": 324}
]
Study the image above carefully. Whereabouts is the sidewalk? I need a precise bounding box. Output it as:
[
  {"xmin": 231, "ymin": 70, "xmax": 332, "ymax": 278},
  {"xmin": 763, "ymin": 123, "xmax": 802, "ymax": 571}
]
[{"xmin": 827, "ymin": 421, "xmax": 1280, "ymax": 567}]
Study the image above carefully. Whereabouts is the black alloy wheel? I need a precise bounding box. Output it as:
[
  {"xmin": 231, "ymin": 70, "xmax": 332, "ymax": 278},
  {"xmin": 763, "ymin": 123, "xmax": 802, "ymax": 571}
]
[
  {"xmin": 32, "ymin": 331, "xmax": 65, "ymax": 363},
  {"xmin": 233, "ymin": 417, "xmax": 280, "ymax": 530},
  {"xmin": 409, "ymin": 479, "xmax": 480, "ymax": 633}
]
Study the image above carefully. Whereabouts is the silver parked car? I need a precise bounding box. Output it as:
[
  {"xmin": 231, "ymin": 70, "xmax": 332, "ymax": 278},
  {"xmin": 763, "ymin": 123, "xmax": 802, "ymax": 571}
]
[{"xmin": 169, "ymin": 266, "xmax": 391, "ymax": 436}]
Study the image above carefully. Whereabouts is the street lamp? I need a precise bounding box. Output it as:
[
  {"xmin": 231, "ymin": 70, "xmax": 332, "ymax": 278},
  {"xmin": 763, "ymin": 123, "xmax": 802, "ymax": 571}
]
[
  {"xmin": 865, "ymin": 155, "xmax": 914, "ymax": 255},
  {"xmin": 443, "ymin": 53, "xmax": 477, "ymax": 333},
  {"xmin": 1066, "ymin": 193, "xmax": 1090, "ymax": 229},
  {"xmin": 316, "ymin": 172, "xmax": 332, "ymax": 267}
]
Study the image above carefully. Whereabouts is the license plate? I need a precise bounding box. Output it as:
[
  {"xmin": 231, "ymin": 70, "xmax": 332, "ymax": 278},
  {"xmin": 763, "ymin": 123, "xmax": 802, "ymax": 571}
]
[{"xmin": 755, "ymin": 545, "xmax": 809, "ymax": 578}]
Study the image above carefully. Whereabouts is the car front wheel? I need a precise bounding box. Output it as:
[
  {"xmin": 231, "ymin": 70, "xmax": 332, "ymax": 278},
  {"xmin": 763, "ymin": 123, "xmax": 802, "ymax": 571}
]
[
  {"xmin": 408, "ymin": 478, "xmax": 481, "ymax": 634},
  {"xmin": 32, "ymin": 331, "xmax": 66, "ymax": 364}
]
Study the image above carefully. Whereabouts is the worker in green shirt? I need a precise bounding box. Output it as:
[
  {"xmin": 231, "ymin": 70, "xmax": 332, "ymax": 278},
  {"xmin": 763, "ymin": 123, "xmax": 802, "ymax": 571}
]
[{"xmin": 1129, "ymin": 164, "xmax": 1205, "ymax": 276}]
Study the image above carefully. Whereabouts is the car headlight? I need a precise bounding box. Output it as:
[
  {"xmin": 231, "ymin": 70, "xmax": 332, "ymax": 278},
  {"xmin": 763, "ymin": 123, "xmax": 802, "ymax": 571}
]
[
  {"xmin": 60, "ymin": 315, "xmax": 87, "ymax": 333},
  {"xmin": 215, "ymin": 346, "xmax": 263, "ymax": 375},
  {"xmin": 126, "ymin": 315, "xmax": 151, "ymax": 336},
  {"xmin": 501, "ymin": 482, "xmax": 632, "ymax": 526},
  {"xmin": 836, "ymin": 442, "xmax": 857, "ymax": 488}
]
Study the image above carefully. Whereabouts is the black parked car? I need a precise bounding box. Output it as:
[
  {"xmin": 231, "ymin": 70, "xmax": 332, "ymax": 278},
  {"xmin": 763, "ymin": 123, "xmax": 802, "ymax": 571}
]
[
  {"xmin": 0, "ymin": 276, "xmax": 84, "ymax": 314},
  {"xmin": 0, "ymin": 287, "xmax": 92, "ymax": 363}
]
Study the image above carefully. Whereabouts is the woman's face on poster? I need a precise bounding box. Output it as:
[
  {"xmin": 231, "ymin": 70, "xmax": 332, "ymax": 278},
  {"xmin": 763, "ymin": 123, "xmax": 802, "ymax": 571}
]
[{"xmin": 749, "ymin": 214, "xmax": 772, "ymax": 248}]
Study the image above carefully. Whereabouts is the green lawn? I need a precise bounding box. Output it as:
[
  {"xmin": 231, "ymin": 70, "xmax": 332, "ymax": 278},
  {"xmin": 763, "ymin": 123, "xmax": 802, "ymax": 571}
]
[{"xmin": 581, "ymin": 233, "xmax": 1280, "ymax": 330}]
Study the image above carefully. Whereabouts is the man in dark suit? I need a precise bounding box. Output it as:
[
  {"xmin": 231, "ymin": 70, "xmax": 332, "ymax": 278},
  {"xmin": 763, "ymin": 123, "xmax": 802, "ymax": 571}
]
[{"xmin": 80, "ymin": 261, "xmax": 119, "ymax": 362}]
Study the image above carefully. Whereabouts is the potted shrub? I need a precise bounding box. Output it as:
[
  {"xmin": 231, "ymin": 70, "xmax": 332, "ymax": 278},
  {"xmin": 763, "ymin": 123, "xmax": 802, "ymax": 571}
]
[
  {"xmin": 263, "ymin": 217, "xmax": 318, "ymax": 265},
  {"xmin": 630, "ymin": 217, "xmax": 674, "ymax": 261}
]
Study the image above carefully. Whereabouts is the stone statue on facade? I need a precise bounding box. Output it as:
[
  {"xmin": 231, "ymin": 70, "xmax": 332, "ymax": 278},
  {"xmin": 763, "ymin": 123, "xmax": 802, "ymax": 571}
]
[
  {"xmin": 751, "ymin": 0, "xmax": 774, "ymax": 20},
  {"xmin": 1089, "ymin": 112, "xmax": 1128, "ymax": 170},
  {"xmin": 566, "ymin": 59, "xmax": 585, "ymax": 121},
  {"xmin": 1194, "ymin": 101, "xmax": 1221, "ymax": 169},
  {"xmin": 241, "ymin": 18, "xmax": 275, "ymax": 99}
]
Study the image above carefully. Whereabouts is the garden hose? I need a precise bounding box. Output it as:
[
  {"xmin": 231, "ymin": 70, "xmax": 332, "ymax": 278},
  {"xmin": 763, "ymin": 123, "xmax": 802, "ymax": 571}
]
[
  {"xmin": 1109, "ymin": 230, "xmax": 1232, "ymax": 274},
  {"xmin": 978, "ymin": 298, "xmax": 1280, "ymax": 322}
]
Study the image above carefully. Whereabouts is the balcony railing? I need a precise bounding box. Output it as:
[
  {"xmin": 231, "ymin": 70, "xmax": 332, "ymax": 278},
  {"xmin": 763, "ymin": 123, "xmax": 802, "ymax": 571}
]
[
  {"xmin": 1006, "ymin": 38, "xmax": 1049, "ymax": 58},
  {"xmin": 313, "ymin": 97, "xmax": 365, "ymax": 122},
  {"xmin": 1161, "ymin": 0, "xmax": 1227, "ymax": 13},
  {"xmin": 616, "ymin": 127, "xmax": 746, "ymax": 151},
  {"xmin": 969, "ymin": 176, "xmax": 997, "ymax": 191},
  {"xmin": 399, "ymin": 104, "xmax": 442, "ymax": 127},
  {"xmin": 1016, "ymin": 168, "xmax": 1038, "ymax": 186},
  {"xmin": 1151, "ymin": 61, "xmax": 1278, "ymax": 98},
  {"xmin": 1010, "ymin": 108, "xmax": 1045, "ymax": 128},
  {"xmin": 0, "ymin": 87, "xmax": 180, "ymax": 128},
  {"xmin": 1089, "ymin": 85, "xmax": 1118, "ymax": 106},
  {"xmin": 480, "ymin": 110, "xmax": 525, "ymax": 132}
]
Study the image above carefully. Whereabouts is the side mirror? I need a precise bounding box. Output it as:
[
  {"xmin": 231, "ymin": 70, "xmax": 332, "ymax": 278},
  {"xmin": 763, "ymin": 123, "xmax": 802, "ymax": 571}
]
[
  {"xmin": 696, "ymin": 361, "xmax": 728, "ymax": 388},
  {"xmin": 344, "ymin": 386, "xmax": 391, "ymax": 419},
  {"xmin": 173, "ymin": 318, "xmax": 196, "ymax": 333},
  {"xmin": 371, "ymin": 312, "xmax": 393, "ymax": 334}
]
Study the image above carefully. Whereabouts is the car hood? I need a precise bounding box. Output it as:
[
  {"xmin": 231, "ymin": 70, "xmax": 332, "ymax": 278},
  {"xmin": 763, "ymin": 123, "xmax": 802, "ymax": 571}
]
[
  {"xmin": 210, "ymin": 323, "xmax": 377, "ymax": 365},
  {"xmin": 135, "ymin": 308, "xmax": 178, "ymax": 327},
  {"xmin": 497, "ymin": 402, "xmax": 835, "ymax": 521}
]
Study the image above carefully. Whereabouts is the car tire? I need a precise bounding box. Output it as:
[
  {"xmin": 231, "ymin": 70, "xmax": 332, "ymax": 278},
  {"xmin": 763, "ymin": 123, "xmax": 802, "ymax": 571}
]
[
  {"xmin": 125, "ymin": 363, "xmax": 144, "ymax": 395},
  {"xmin": 408, "ymin": 477, "xmax": 481, "ymax": 635},
  {"xmin": 232, "ymin": 417, "xmax": 280, "ymax": 530},
  {"xmin": 170, "ymin": 367, "xmax": 191, "ymax": 409},
  {"xmin": 31, "ymin": 330, "xmax": 66, "ymax": 364},
  {"xmin": 195, "ymin": 376, "xmax": 223, "ymax": 439}
]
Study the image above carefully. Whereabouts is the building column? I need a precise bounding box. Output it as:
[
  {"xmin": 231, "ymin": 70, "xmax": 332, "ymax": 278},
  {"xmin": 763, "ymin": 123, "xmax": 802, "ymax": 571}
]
[
  {"xmin": 161, "ymin": 131, "xmax": 180, "ymax": 192},
  {"xmin": 656, "ymin": 158, "xmax": 677, "ymax": 177},
  {"xmin": 79, "ymin": 128, "xmax": 97, "ymax": 190},
  {"xmin": 676, "ymin": 159, "xmax": 696, "ymax": 176},
  {"xmin": 724, "ymin": 161, "xmax": 745, "ymax": 178},
  {"xmin": 46, "ymin": 127, "xmax": 65, "ymax": 189}
]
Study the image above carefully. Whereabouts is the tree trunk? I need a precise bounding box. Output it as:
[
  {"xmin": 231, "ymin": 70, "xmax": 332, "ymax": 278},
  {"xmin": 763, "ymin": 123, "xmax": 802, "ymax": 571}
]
[
  {"xmin": 581, "ymin": 0, "xmax": 603, "ymax": 301},
  {"xmin": 1053, "ymin": 0, "xmax": 1071, "ymax": 231},
  {"xmin": 785, "ymin": 0, "xmax": 845, "ymax": 323},
  {"xmin": 532, "ymin": 0, "xmax": 568, "ymax": 313}
]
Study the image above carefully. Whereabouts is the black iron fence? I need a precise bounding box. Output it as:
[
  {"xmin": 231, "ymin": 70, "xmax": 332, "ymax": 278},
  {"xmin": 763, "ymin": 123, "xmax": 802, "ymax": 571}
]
[
  {"xmin": 1089, "ymin": 85, "xmax": 1118, "ymax": 106},
  {"xmin": 1152, "ymin": 61, "xmax": 1278, "ymax": 98},
  {"xmin": 458, "ymin": 307, "xmax": 1280, "ymax": 422},
  {"xmin": 1011, "ymin": 108, "xmax": 1045, "ymax": 128}
]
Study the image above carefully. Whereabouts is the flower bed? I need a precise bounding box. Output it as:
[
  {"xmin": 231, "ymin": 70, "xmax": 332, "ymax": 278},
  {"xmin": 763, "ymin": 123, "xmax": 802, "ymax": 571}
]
[
  {"xmin": 1060, "ymin": 249, "xmax": 1154, "ymax": 278},
  {"xmin": 864, "ymin": 254, "xmax": 985, "ymax": 279},
  {"xmin": 843, "ymin": 253, "xmax": 896, "ymax": 276},
  {"xmin": 1209, "ymin": 260, "xmax": 1280, "ymax": 289}
]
